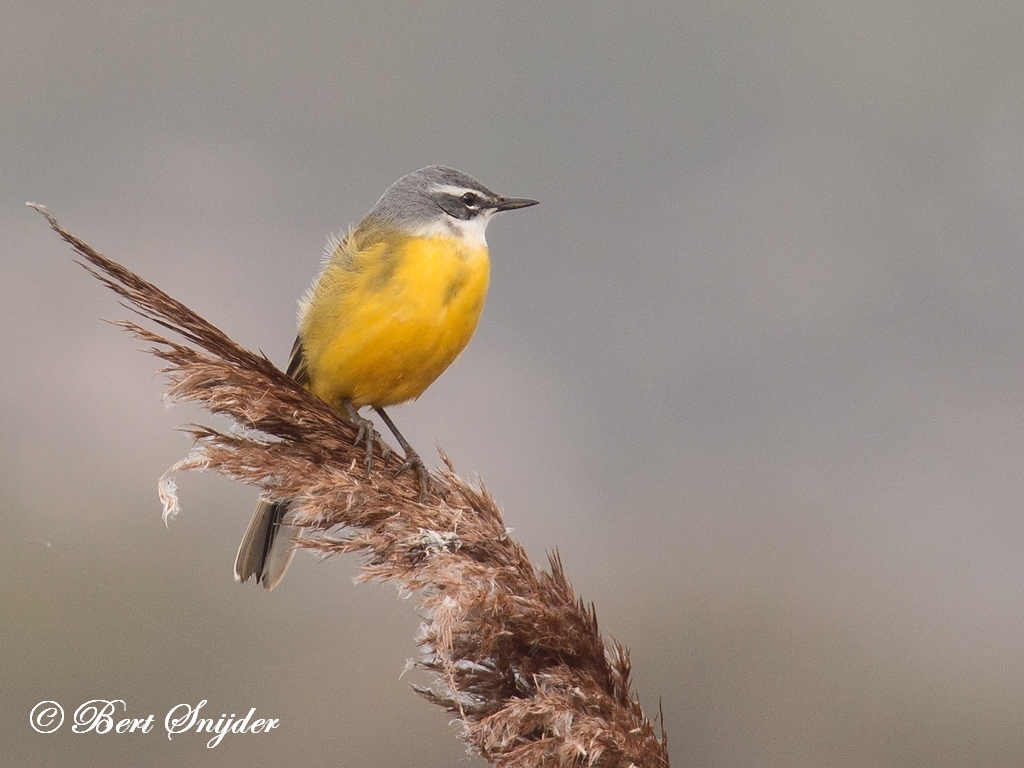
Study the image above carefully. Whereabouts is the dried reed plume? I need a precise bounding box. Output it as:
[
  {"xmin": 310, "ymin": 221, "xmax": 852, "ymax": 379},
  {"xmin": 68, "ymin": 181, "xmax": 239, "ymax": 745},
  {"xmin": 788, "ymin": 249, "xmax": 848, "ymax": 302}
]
[{"xmin": 33, "ymin": 205, "xmax": 671, "ymax": 768}]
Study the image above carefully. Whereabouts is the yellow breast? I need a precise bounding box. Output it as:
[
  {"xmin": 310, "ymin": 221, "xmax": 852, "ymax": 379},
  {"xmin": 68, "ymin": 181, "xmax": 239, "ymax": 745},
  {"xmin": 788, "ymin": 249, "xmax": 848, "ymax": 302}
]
[{"xmin": 298, "ymin": 230, "xmax": 490, "ymax": 409}]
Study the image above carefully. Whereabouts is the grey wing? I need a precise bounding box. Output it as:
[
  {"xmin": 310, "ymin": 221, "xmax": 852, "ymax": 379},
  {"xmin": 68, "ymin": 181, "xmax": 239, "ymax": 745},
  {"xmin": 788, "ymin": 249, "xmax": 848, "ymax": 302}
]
[{"xmin": 286, "ymin": 335, "xmax": 309, "ymax": 385}]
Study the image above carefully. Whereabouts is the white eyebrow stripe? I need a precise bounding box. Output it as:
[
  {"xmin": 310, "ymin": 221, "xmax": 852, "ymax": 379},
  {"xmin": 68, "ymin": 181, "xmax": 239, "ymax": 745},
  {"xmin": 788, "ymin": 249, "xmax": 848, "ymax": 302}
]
[{"xmin": 431, "ymin": 183, "xmax": 480, "ymax": 196}]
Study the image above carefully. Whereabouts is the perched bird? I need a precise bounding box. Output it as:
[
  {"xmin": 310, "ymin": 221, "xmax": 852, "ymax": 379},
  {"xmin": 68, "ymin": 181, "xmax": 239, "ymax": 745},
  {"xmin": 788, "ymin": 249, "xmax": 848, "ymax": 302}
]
[{"xmin": 235, "ymin": 166, "xmax": 538, "ymax": 589}]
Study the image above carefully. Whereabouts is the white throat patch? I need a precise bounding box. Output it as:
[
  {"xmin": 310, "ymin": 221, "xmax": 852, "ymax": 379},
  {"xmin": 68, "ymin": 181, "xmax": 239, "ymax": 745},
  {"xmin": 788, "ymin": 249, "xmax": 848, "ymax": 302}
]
[{"xmin": 411, "ymin": 211, "xmax": 493, "ymax": 247}]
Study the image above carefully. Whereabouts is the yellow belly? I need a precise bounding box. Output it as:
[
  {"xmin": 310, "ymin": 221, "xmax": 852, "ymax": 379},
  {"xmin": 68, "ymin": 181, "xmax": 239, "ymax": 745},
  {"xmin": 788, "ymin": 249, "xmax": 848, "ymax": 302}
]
[{"xmin": 298, "ymin": 232, "xmax": 490, "ymax": 409}]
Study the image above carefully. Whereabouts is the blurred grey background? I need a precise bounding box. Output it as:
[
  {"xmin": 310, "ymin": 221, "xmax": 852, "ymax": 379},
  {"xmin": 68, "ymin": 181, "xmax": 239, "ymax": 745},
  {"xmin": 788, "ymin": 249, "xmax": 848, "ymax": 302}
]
[{"xmin": 4, "ymin": 1, "xmax": 1024, "ymax": 766}]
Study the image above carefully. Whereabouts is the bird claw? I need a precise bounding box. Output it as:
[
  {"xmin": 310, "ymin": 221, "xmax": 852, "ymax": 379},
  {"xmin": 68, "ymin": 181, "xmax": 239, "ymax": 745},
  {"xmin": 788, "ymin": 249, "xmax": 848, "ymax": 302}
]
[
  {"xmin": 395, "ymin": 450, "xmax": 431, "ymax": 502},
  {"xmin": 351, "ymin": 413, "xmax": 378, "ymax": 474}
]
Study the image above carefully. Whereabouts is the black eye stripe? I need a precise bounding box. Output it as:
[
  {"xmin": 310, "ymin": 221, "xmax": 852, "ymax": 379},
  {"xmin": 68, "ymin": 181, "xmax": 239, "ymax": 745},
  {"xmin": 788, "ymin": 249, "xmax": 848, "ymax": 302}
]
[{"xmin": 436, "ymin": 193, "xmax": 475, "ymax": 220}]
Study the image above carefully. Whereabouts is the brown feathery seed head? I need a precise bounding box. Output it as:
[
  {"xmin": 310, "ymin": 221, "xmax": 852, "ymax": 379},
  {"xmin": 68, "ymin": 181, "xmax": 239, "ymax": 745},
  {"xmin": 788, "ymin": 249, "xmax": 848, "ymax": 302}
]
[{"xmin": 33, "ymin": 204, "xmax": 670, "ymax": 768}]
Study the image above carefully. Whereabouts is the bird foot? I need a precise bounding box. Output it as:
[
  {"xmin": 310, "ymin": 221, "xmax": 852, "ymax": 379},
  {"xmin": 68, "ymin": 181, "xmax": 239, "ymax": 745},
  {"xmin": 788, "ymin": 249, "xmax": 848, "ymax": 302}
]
[
  {"xmin": 344, "ymin": 403, "xmax": 385, "ymax": 474},
  {"xmin": 395, "ymin": 449, "xmax": 431, "ymax": 503}
]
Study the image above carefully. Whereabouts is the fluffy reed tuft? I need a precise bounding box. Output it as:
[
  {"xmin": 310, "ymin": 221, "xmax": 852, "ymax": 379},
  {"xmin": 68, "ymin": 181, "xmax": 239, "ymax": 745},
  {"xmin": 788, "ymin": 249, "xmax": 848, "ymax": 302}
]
[{"xmin": 33, "ymin": 205, "xmax": 671, "ymax": 768}]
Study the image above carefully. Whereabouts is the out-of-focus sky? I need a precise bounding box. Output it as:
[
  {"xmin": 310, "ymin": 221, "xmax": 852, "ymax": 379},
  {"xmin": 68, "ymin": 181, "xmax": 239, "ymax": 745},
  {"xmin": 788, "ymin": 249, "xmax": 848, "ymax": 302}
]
[{"xmin": 5, "ymin": 2, "xmax": 1024, "ymax": 765}]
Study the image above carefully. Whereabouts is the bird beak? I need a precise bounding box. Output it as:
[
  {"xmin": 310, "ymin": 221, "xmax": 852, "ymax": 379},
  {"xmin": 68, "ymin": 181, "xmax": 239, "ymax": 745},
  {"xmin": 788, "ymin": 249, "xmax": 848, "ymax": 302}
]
[{"xmin": 493, "ymin": 196, "xmax": 539, "ymax": 212}]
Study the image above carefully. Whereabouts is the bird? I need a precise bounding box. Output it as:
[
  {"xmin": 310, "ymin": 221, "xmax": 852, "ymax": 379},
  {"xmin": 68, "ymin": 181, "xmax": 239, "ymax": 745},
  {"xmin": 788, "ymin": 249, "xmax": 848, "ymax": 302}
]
[{"xmin": 234, "ymin": 166, "xmax": 538, "ymax": 590}]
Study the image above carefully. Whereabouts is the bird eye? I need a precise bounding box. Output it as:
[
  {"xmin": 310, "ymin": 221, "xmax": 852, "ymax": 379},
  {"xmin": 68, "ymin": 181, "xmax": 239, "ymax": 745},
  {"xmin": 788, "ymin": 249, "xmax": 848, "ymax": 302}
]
[{"xmin": 460, "ymin": 192, "xmax": 480, "ymax": 207}]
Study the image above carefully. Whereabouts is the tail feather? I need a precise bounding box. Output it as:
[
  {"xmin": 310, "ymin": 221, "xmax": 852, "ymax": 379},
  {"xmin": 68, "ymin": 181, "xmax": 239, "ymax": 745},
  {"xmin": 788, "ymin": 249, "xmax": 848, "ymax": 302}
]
[
  {"xmin": 234, "ymin": 335, "xmax": 306, "ymax": 590},
  {"xmin": 234, "ymin": 499, "xmax": 297, "ymax": 590}
]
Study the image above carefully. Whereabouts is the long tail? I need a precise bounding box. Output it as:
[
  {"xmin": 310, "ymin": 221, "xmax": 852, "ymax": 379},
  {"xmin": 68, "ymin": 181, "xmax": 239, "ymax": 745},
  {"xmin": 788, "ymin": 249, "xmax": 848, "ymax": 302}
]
[
  {"xmin": 234, "ymin": 499, "xmax": 297, "ymax": 590},
  {"xmin": 234, "ymin": 336, "xmax": 308, "ymax": 590}
]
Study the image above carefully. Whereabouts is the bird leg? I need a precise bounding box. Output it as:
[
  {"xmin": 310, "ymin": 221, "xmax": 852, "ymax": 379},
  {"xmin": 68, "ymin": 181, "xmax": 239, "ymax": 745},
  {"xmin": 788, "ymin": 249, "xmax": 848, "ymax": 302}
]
[
  {"xmin": 343, "ymin": 400, "xmax": 388, "ymax": 473},
  {"xmin": 374, "ymin": 406, "xmax": 430, "ymax": 502}
]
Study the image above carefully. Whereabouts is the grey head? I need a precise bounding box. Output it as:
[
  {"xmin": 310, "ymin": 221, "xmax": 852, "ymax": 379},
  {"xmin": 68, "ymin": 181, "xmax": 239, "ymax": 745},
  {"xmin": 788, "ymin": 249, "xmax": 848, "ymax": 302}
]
[{"xmin": 365, "ymin": 166, "xmax": 538, "ymax": 240}]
